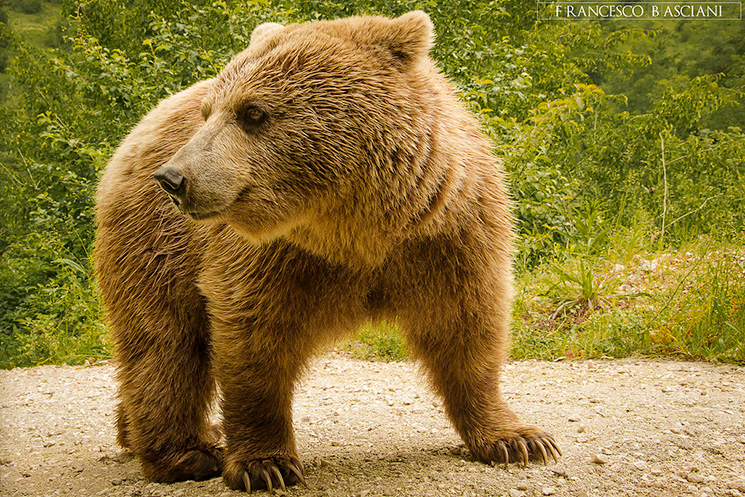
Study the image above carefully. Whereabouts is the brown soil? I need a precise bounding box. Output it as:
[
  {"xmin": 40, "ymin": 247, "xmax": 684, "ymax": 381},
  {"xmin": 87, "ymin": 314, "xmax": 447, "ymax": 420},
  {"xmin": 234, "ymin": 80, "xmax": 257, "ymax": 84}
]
[{"xmin": 2, "ymin": 356, "xmax": 744, "ymax": 497}]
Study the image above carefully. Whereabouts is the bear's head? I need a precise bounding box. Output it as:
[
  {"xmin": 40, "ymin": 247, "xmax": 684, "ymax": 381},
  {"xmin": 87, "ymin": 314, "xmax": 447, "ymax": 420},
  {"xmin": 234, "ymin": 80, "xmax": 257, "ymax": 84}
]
[{"xmin": 155, "ymin": 12, "xmax": 449, "ymax": 264}]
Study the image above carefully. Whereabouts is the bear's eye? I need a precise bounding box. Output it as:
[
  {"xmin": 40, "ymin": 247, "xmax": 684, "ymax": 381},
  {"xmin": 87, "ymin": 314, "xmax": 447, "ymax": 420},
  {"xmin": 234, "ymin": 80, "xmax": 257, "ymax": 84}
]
[{"xmin": 237, "ymin": 105, "xmax": 267, "ymax": 129}]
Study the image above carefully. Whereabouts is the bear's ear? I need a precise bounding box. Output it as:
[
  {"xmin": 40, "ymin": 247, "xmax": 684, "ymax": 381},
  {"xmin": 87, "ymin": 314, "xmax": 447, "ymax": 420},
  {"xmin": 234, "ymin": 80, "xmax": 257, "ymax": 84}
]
[
  {"xmin": 250, "ymin": 22, "xmax": 285, "ymax": 47},
  {"xmin": 378, "ymin": 11, "xmax": 434, "ymax": 66}
]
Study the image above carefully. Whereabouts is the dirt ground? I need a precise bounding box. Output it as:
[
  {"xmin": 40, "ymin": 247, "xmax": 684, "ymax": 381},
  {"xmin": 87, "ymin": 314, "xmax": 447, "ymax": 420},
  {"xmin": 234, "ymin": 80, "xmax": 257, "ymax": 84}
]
[{"xmin": 2, "ymin": 355, "xmax": 745, "ymax": 497}]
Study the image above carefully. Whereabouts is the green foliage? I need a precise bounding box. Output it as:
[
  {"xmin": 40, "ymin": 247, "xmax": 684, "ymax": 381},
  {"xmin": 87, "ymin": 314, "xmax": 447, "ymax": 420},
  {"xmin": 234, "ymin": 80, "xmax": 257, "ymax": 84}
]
[
  {"xmin": 1, "ymin": 1, "xmax": 743, "ymax": 367},
  {"xmin": 601, "ymin": 19, "xmax": 745, "ymax": 129}
]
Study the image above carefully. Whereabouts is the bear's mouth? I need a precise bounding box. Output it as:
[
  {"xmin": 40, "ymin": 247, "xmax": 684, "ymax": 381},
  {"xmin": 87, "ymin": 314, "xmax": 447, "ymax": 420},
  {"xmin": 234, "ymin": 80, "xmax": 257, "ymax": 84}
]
[
  {"xmin": 186, "ymin": 209, "xmax": 222, "ymax": 221},
  {"xmin": 183, "ymin": 188, "xmax": 249, "ymax": 221}
]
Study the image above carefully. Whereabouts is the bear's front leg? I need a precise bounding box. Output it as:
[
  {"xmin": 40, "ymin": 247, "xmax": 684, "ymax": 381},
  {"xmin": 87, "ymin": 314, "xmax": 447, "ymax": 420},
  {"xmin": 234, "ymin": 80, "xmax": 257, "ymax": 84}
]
[
  {"xmin": 396, "ymin": 240, "xmax": 561, "ymax": 468},
  {"xmin": 405, "ymin": 307, "xmax": 561, "ymax": 467},
  {"xmin": 211, "ymin": 318, "xmax": 310, "ymax": 493}
]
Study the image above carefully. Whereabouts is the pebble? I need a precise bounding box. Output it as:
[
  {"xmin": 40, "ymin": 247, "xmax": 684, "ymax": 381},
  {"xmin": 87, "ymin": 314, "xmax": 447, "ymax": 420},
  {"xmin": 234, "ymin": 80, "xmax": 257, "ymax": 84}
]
[
  {"xmin": 508, "ymin": 490, "xmax": 523, "ymax": 497},
  {"xmin": 650, "ymin": 468, "xmax": 663, "ymax": 476},
  {"xmin": 542, "ymin": 487, "xmax": 557, "ymax": 496},
  {"xmin": 591, "ymin": 454, "xmax": 608, "ymax": 464},
  {"xmin": 686, "ymin": 472, "xmax": 704, "ymax": 484},
  {"xmin": 633, "ymin": 461, "xmax": 648, "ymax": 471}
]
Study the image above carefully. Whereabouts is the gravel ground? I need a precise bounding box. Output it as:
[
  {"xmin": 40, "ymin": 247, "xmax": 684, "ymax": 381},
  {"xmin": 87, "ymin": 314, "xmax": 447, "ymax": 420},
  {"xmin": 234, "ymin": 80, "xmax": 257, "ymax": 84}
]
[{"xmin": 2, "ymin": 356, "xmax": 745, "ymax": 497}]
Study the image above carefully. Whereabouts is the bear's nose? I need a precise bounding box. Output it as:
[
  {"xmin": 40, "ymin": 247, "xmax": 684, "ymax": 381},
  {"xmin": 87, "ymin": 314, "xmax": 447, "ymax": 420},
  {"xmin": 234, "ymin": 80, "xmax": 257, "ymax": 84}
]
[{"xmin": 153, "ymin": 166, "xmax": 186, "ymax": 197}]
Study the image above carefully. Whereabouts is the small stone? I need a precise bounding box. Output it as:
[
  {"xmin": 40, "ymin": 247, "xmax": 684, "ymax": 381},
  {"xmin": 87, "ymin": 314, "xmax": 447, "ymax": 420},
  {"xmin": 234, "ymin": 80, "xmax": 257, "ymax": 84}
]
[
  {"xmin": 640, "ymin": 259, "xmax": 658, "ymax": 272},
  {"xmin": 577, "ymin": 425, "xmax": 586, "ymax": 433},
  {"xmin": 650, "ymin": 468, "xmax": 663, "ymax": 476},
  {"xmin": 568, "ymin": 416, "xmax": 580, "ymax": 422},
  {"xmin": 686, "ymin": 472, "xmax": 704, "ymax": 484},
  {"xmin": 633, "ymin": 461, "xmax": 648, "ymax": 471},
  {"xmin": 543, "ymin": 487, "xmax": 557, "ymax": 496},
  {"xmin": 591, "ymin": 454, "xmax": 608, "ymax": 465},
  {"xmin": 508, "ymin": 490, "xmax": 523, "ymax": 497},
  {"xmin": 516, "ymin": 482, "xmax": 530, "ymax": 491}
]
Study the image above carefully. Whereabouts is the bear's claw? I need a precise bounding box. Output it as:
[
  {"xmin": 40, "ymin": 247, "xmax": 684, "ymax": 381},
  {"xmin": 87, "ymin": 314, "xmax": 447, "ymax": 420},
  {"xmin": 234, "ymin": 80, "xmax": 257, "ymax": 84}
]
[
  {"xmin": 228, "ymin": 456, "xmax": 306, "ymax": 493},
  {"xmin": 286, "ymin": 460, "xmax": 307, "ymax": 487},
  {"xmin": 472, "ymin": 430, "xmax": 561, "ymax": 469}
]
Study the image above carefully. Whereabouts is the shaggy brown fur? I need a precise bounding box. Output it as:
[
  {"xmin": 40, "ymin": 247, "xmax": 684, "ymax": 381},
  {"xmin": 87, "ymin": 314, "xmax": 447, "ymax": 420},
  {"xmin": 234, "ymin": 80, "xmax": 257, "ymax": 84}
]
[{"xmin": 94, "ymin": 11, "xmax": 560, "ymax": 492}]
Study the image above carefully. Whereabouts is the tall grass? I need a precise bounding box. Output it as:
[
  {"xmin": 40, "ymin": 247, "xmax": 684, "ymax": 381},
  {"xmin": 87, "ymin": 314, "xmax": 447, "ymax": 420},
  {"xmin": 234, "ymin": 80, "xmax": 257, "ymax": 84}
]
[{"xmin": 511, "ymin": 238, "xmax": 745, "ymax": 364}]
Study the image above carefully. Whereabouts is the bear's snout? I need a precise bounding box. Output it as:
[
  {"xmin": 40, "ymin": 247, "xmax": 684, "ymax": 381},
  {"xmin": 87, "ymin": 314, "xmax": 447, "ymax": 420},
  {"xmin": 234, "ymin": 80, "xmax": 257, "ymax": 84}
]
[{"xmin": 154, "ymin": 166, "xmax": 186, "ymax": 201}]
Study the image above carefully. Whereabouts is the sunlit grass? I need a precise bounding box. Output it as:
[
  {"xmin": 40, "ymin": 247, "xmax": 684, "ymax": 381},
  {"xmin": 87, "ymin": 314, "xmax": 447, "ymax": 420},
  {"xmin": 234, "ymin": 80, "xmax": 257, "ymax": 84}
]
[{"xmin": 511, "ymin": 237, "xmax": 745, "ymax": 364}]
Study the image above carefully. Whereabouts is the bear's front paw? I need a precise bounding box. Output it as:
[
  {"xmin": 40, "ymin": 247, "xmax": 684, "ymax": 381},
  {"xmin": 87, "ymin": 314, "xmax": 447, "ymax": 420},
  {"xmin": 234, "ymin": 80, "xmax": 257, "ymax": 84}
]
[
  {"xmin": 470, "ymin": 425, "xmax": 561, "ymax": 468},
  {"xmin": 224, "ymin": 455, "xmax": 306, "ymax": 493}
]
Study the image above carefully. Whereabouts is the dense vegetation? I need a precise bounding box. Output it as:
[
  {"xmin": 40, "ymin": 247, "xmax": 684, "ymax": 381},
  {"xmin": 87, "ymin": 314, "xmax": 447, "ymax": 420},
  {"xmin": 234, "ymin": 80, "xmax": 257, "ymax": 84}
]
[{"xmin": 1, "ymin": 0, "xmax": 743, "ymax": 368}]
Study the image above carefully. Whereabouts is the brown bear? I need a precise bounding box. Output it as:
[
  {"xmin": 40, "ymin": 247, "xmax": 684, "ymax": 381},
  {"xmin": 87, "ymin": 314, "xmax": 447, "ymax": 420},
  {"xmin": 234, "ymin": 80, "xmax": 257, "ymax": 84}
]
[{"xmin": 94, "ymin": 11, "xmax": 560, "ymax": 493}]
